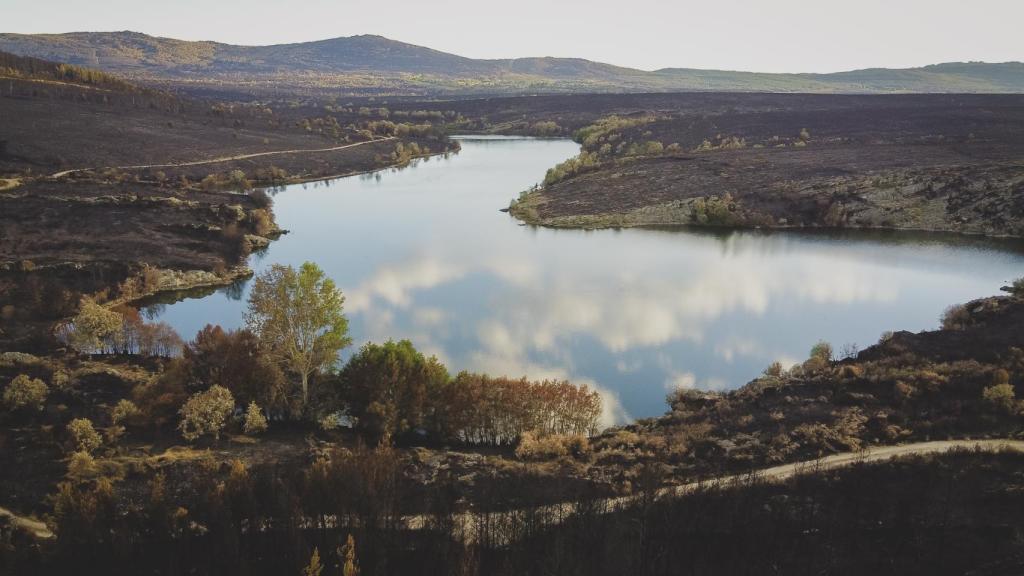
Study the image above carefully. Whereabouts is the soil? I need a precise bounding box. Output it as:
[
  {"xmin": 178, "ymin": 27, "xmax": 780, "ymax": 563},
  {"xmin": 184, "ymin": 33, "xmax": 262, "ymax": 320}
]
[{"xmin": 495, "ymin": 93, "xmax": 1024, "ymax": 235}]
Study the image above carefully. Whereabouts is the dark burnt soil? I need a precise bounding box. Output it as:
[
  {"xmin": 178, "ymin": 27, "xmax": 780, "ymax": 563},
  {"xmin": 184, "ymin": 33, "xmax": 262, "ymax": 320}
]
[
  {"xmin": 1, "ymin": 181, "xmax": 268, "ymax": 270},
  {"xmin": 0, "ymin": 179, "xmax": 278, "ymax": 351},
  {"xmin": 391, "ymin": 91, "xmax": 1024, "ymax": 135},
  {"xmin": 506, "ymin": 94, "xmax": 1024, "ymax": 235},
  {"xmin": 0, "ymin": 77, "xmax": 452, "ymax": 183},
  {"xmin": 597, "ymin": 293, "xmax": 1024, "ymax": 483}
]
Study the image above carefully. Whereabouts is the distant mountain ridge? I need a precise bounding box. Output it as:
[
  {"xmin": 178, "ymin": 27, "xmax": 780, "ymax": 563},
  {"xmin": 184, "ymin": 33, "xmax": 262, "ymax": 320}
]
[{"xmin": 1, "ymin": 31, "xmax": 1021, "ymax": 95}]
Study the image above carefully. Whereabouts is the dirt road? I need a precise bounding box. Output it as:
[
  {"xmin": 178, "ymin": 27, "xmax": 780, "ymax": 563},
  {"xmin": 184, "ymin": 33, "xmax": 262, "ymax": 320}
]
[
  {"xmin": 412, "ymin": 438, "xmax": 1024, "ymax": 540},
  {"xmin": 6, "ymin": 438, "xmax": 1021, "ymax": 542},
  {"xmin": 49, "ymin": 137, "xmax": 396, "ymax": 178}
]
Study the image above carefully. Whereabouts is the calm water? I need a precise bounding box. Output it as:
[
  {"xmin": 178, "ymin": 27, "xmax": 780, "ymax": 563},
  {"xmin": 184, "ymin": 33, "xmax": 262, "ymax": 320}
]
[{"xmin": 147, "ymin": 136, "xmax": 1024, "ymax": 425}]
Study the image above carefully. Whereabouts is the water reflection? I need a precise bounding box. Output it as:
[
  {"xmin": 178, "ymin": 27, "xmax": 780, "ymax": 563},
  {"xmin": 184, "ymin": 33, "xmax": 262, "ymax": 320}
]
[{"xmin": 145, "ymin": 137, "xmax": 1024, "ymax": 424}]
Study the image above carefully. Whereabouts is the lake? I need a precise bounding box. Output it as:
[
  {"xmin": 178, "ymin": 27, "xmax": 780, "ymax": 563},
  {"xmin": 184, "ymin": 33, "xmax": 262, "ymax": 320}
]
[{"xmin": 146, "ymin": 136, "xmax": 1024, "ymax": 425}]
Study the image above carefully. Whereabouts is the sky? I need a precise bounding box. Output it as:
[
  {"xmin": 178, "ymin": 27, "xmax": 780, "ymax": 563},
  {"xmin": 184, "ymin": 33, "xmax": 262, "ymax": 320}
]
[{"xmin": 4, "ymin": 0, "xmax": 1023, "ymax": 72}]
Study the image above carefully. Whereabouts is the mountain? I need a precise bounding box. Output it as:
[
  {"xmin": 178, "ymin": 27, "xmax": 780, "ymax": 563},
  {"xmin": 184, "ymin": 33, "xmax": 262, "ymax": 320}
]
[{"xmin": 1, "ymin": 31, "xmax": 1021, "ymax": 96}]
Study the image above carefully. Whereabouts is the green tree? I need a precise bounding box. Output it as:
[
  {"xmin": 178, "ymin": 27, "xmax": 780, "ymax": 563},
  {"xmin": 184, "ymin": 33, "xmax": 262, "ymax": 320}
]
[
  {"xmin": 246, "ymin": 262, "xmax": 351, "ymax": 408},
  {"xmin": 342, "ymin": 340, "xmax": 449, "ymax": 443},
  {"xmin": 3, "ymin": 374, "xmax": 48, "ymax": 411},
  {"xmin": 178, "ymin": 385, "xmax": 235, "ymax": 441}
]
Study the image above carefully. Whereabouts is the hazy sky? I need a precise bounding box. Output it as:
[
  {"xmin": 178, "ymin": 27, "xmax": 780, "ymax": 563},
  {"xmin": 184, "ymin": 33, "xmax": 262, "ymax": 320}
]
[{"xmin": 5, "ymin": 0, "xmax": 1022, "ymax": 72}]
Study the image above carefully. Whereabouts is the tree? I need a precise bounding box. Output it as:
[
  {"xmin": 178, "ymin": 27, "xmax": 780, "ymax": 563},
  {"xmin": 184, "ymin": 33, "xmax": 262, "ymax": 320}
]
[
  {"xmin": 68, "ymin": 298, "xmax": 123, "ymax": 352},
  {"xmin": 342, "ymin": 340, "xmax": 449, "ymax": 442},
  {"xmin": 132, "ymin": 358, "xmax": 189, "ymax": 429},
  {"xmin": 340, "ymin": 534, "xmax": 360, "ymax": 576},
  {"xmin": 178, "ymin": 385, "xmax": 235, "ymax": 441},
  {"xmin": 302, "ymin": 547, "xmax": 323, "ymax": 576},
  {"xmin": 803, "ymin": 341, "xmax": 834, "ymax": 374},
  {"xmin": 809, "ymin": 341, "xmax": 833, "ymax": 363},
  {"xmin": 110, "ymin": 399, "xmax": 141, "ymax": 425},
  {"xmin": 242, "ymin": 401, "xmax": 268, "ymax": 435},
  {"xmin": 183, "ymin": 325, "xmax": 287, "ymax": 410},
  {"xmin": 67, "ymin": 418, "xmax": 102, "ymax": 454},
  {"xmin": 3, "ymin": 374, "xmax": 48, "ymax": 411},
  {"xmin": 246, "ymin": 262, "xmax": 351, "ymax": 409},
  {"xmin": 982, "ymin": 382, "xmax": 1017, "ymax": 414}
]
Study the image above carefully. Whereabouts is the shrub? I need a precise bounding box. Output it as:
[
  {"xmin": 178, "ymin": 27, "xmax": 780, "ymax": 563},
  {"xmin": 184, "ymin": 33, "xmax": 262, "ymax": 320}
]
[
  {"xmin": 242, "ymin": 401, "xmax": 268, "ymax": 435},
  {"xmin": 248, "ymin": 208, "xmax": 275, "ymax": 236},
  {"xmin": 809, "ymin": 341, "xmax": 834, "ymax": 363},
  {"xmin": 249, "ymin": 189, "xmax": 273, "ymax": 209},
  {"xmin": 543, "ymin": 151, "xmax": 600, "ymax": 186},
  {"xmin": 515, "ymin": 431, "xmax": 590, "ymax": 461},
  {"xmin": 941, "ymin": 303, "xmax": 971, "ymax": 330},
  {"xmin": 763, "ymin": 361, "xmax": 784, "ymax": 378},
  {"xmin": 228, "ymin": 169, "xmax": 251, "ymax": 190},
  {"xmin": 67, "ymin": 418, "xmax": 102, "ymax": 453},
  {"xmin": 3, "ymin": 374, "xmax": 48, "ymax": 411},
  {"xmin": 982, "ymin": 383, "xmax": 1017, "ymax": 414},
  {"xmin": 110, "ymin": 399, "xmax": 141, "ymax": 425},
  {"xmin": 529, "ymin": 121, "xmax": 561, "ymax": 136},
  {"xmin": 515, "ymin": 431, "xmax": 566, "ymax": 460},
  {"xmin": 690, "ymin": 194, "xmax": 743, "ymax": 226},
  {"xmin": 1008, "ymin": 277, "xmax": 1024, "ymax": 297},
  {"xmin": 179, "ymin": 385, "xmax": 235, "ymax": 441},
  {"xmin": 802, "ymin": 341, "xmax": 834, "ymax": 374},
  {"xmin": 318, "ymin": 412, "xmax": 343, "ymax": 431},
  {"xmin": 66, "ymin": 451, "xmax": 99, "ymax": 482}
]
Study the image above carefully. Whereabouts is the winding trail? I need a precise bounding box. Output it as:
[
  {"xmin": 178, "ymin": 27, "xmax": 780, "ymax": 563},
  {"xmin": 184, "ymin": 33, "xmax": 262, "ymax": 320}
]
[
  {"xmin": 49, "ymin": 137, "xmax": 396, "ymax": 178},
  {"xmin": 5, "ymin": 439, "xmax": 1021, "ymax": 542},
  {"xmin": 408, "ymin": 439, "xmax": 1024, "ymax": 539}
]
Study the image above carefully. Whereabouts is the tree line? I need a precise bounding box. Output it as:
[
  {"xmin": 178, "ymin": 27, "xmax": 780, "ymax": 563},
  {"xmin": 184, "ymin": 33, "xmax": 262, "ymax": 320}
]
[{"xmin": 58, "ymin": 261, "xmax": 602, "ymax": 447}]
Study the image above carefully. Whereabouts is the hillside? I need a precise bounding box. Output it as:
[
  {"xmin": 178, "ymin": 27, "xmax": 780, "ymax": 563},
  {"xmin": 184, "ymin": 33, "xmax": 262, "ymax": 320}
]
[
  {"xmin": 508, "ymin": 93, "xmax": 1024, "ymax": 235},
  {"xmin": 0, "ymin": 31, "xmax": 1021, "ymax": 96}
]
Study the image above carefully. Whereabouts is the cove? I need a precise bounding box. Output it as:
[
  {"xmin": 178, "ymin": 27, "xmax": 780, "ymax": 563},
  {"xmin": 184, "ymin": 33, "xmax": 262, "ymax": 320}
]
[{"xmin": 145, "ymin": 136, "xmax": 1024, "ymax": 423}]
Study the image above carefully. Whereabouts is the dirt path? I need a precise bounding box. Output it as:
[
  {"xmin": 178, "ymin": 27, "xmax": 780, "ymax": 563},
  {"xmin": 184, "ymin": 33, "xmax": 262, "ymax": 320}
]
[
  {"xmin": 6, "ymin": 438, "xmax": 1021, "ymax": 542},
  {"xmin": 49, "ymin": 137, "xmax": 396, "ymax": 178},
  {"xmin": 655, "ymin": 438, "xmax": 1024, "ymax": 499},
  {"xmin": 0, "ymin": 506, "xmax": 53, "ymax": 540},
  {"xmin": 409, "ymin": 438, "xmax": 1024, "ymax": 540}
]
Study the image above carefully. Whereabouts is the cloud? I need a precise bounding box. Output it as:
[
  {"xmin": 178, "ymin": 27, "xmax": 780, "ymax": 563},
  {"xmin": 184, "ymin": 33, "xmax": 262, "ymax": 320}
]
[
  {"xmin": 412, "ymin": 307, "xmax": 446, "ymax": 328},
  {"xmin": 715, "ymin": 338, "xmax": 764, "ymax": 363},
  {"xmin": 345, "ymin": 257, "xmax": 463, "ymax": 312},
  {"xmin": 664, "ymin": 372, "xmax": 696, "ymax": 392}
]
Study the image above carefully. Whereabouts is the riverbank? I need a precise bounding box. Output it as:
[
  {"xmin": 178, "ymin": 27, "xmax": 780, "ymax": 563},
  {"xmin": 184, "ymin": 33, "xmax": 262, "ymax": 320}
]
[{"xmin": 508, "ymin": 94, "xmax": 1024, "ymax": 237}]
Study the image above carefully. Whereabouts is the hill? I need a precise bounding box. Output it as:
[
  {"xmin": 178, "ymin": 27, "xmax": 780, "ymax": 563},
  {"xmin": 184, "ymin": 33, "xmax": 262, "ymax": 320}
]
[{"xmin": 0, "ymin": 31, "xmax": 1021, "ymax": 96}]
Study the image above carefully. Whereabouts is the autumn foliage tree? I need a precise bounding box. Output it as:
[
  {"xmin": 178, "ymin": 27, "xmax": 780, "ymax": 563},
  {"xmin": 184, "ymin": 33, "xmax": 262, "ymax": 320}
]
[
  {"xmin": 435, "ymin": 373, "xmax": 603, "ymax": 445},
  {"xmin": 183, "ymin": 325, "xmax": 288, "ymax": 412}
]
